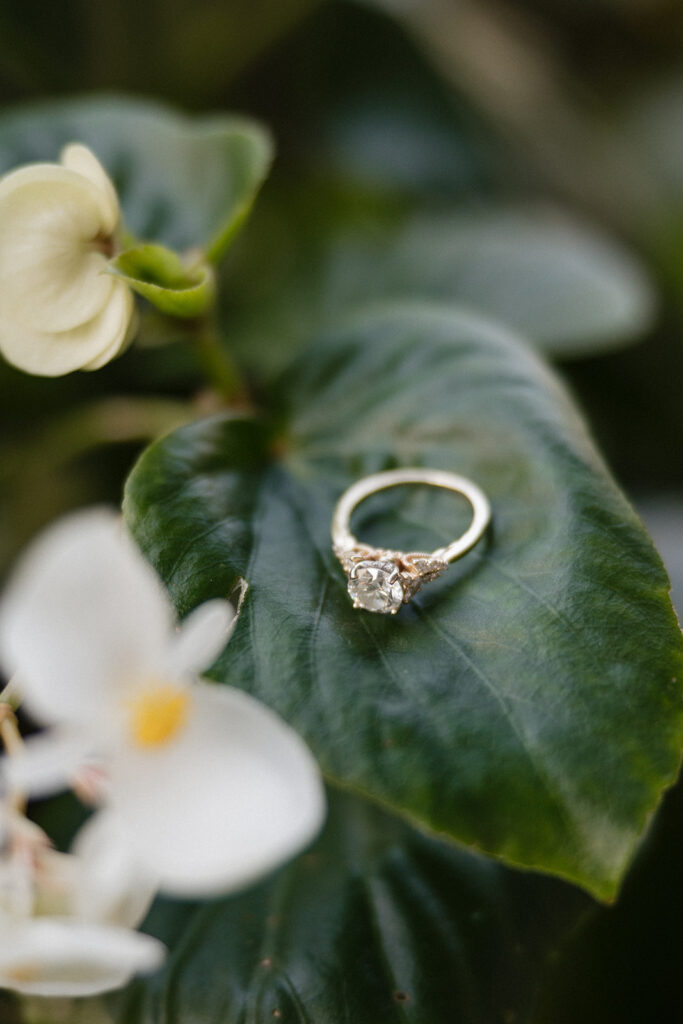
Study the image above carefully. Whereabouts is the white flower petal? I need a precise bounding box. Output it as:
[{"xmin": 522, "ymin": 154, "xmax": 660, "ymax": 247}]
[
  {"xmin": 0, "ymin": 509, "xmax": 174, "ymax": 725},
  {"xmin": 71, "ymin": 811, "xmax": 158, "ymax": 929},
  {"xmin": 81, "ymin": 298, "xmax": 139, "ymax": 371},
  {"xmin": 60, "ymin": 143, "xmax": 120, "ymax": 234},
  {"xmin": 31, "ymin": 849, "xmax": 80, "ymax": 918},
  {"xmin": 0, "ymin": 853, "xmax": 34, "ymax": 919},
  {"xmin": 0, "ymin": 276, "xmax": 135, "ymax": 377},
  {"xmin": 0, "ymin": 918, "xmax": 165, "ymax": 997},
  {"xmin": 0, "ymin": 165, "xmax": 116, "ymax": 331},
  {"xmin": 168, "ymin": 599, "xmax": 236, "ymax": 678},
  {"xmin": 107, "ymin": 683, "xmax": 325, "ymax": 897},
  {"xmin": 1, "ymin": 727, "xmax": 95, "ymax": 799}
]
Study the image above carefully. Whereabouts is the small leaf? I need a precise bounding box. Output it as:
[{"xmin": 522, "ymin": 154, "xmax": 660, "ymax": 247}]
[
  {"xmin": 109, "ymin": 790, "xmax": 589, "ymax": 1024},
  {"xmin": 0, "ymin": 96, "xmax": 273, "ymax": 259},
  {"xmin": 110, "ymin": 244, "xmax": 215, "ymax": 317},
  {"xmin": 124, "ymin": 303, "xmax": 683, "ymax": 899}
]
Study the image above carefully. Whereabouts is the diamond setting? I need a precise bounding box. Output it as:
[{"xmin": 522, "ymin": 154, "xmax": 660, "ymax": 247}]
[
  {"xmin": 348, "ymin": 560, "xmax": 404, "ymax": 614},
  {"xmin": 335, "ymin": 545, "xmax": 449, "ymax": 614}
]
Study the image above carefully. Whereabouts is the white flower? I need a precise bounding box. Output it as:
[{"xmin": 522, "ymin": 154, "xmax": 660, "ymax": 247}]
[
  {"xmin": 0, "ymin": 508, "xmax": 326, "ymax": 897},
  {"xmin": 0, "ymin": 143, "xmax": 136, "ymax": 376},
  {"xmin": 0, "ymin": 813, "xmax": 163, "ymax": 997}
]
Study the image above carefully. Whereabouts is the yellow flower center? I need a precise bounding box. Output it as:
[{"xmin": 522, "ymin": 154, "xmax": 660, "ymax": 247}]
[{"xmin": 128, "ymin": 683, "xmax": 190, "ymax": 749}]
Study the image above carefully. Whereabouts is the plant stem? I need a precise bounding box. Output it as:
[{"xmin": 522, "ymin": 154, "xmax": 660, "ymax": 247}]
[
  {"xmin": 0, "ymin": 708, "xmax": 22, "ymax": 757},
  {"xmin": 0, "ymin": 676, "xmax": 21, "ymax": 710},
  {"xmin": 0, "ymin": 703, "xmax": 26, "ymax": 814},
  {"xmin": 193, "ymin": 321, "xmax": 248, "ymax": 405}
]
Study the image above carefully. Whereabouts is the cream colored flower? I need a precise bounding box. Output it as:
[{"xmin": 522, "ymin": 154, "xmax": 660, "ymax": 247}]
[{"xmin": 0, "ymin": 143, "xmax": 136, "ymax": 376}]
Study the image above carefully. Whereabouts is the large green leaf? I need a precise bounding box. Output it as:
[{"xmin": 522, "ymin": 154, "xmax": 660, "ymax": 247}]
[
  {"xmin": 124, "ymin": 304, "xmax": 683, "ymax": 899},
  {"xmin": 104, "ymin": 790, "xmax": 589, "ymax": 1024},
  {"xmin": 0, "ymin": 95, "xmax": 273, "ymax": 258}
]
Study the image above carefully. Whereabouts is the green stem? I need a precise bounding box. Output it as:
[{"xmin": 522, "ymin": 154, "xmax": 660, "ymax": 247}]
[{"xmin": 193, "ymin": 322, "xmax": 247, "ymax": 405}]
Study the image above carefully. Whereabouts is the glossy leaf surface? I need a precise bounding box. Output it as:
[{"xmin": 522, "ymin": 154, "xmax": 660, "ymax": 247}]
[{"xmin": 124, "ymin": 304, "xmax": 683, "ymax": 899}]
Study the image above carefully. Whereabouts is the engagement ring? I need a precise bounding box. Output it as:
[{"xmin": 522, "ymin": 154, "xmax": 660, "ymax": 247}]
[{"xmin": 331, "ymin": 468, "xmax": 491, "ymax": 614}]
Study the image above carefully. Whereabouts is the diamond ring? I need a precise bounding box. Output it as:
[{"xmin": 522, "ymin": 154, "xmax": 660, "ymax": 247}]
[{"xmin": 331, "ymin": 468, "xmax": 491, "ymax": 614}]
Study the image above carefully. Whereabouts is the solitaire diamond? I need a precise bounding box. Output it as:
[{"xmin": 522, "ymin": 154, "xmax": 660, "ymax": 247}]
[{"xmin": 348, "ymin": 560, "xmax": 404, "ymax": 614}]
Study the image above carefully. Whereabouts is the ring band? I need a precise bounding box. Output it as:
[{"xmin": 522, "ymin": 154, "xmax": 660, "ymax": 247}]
[{"xmin": 331, "ymin": 468, "xmax": 491, "ymax": 614}]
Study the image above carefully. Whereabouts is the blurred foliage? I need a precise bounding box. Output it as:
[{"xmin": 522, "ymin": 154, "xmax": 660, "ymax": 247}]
[
  {"xmin": 225, "ymin": 196, "xmax": 655, "ymax": 375},
  {"xmin": 535, "ymin": 760, "xmax": 683, "ymax": 1023},
  {"xmin": 0, "ymin": 0, "xmax": 321, "ymax": 107}
]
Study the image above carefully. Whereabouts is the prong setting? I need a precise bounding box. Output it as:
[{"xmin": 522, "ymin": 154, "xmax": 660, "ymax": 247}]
[
  {"xmin": 336, "ymin": 547, "xmax": 448, "ymax": 615},
  {"xmin": 346, "ymin": 559, "xmax": 405, "ymax": 614}
]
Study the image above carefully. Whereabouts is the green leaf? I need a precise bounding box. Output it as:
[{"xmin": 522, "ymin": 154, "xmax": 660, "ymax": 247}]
[
  {"xmin": 124, "ymin": 303, "xmax": 683, "ymax": 899},
  {"xmin": 367, "ymin": 209, "xmax": 655, "ymax": 356},
  {"xmin": 106, "ymin": 790, "xmax": 589, "ymax": 1024},
  {"xmin": 109, "ymin": 244, "xmax": 215, "ymax": 317},
  {"xmin": 0, "ymin": 95, "xmax": 273, "ymax": 259},
  {"xmin": 229, "ymin": 203, "xmax": 655, "ymax": 375}
]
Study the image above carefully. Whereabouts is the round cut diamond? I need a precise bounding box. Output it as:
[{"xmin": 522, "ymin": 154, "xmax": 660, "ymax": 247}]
[{"xmin": 348, "ymin": 560, "xmax": 404, "ymax": 613}]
